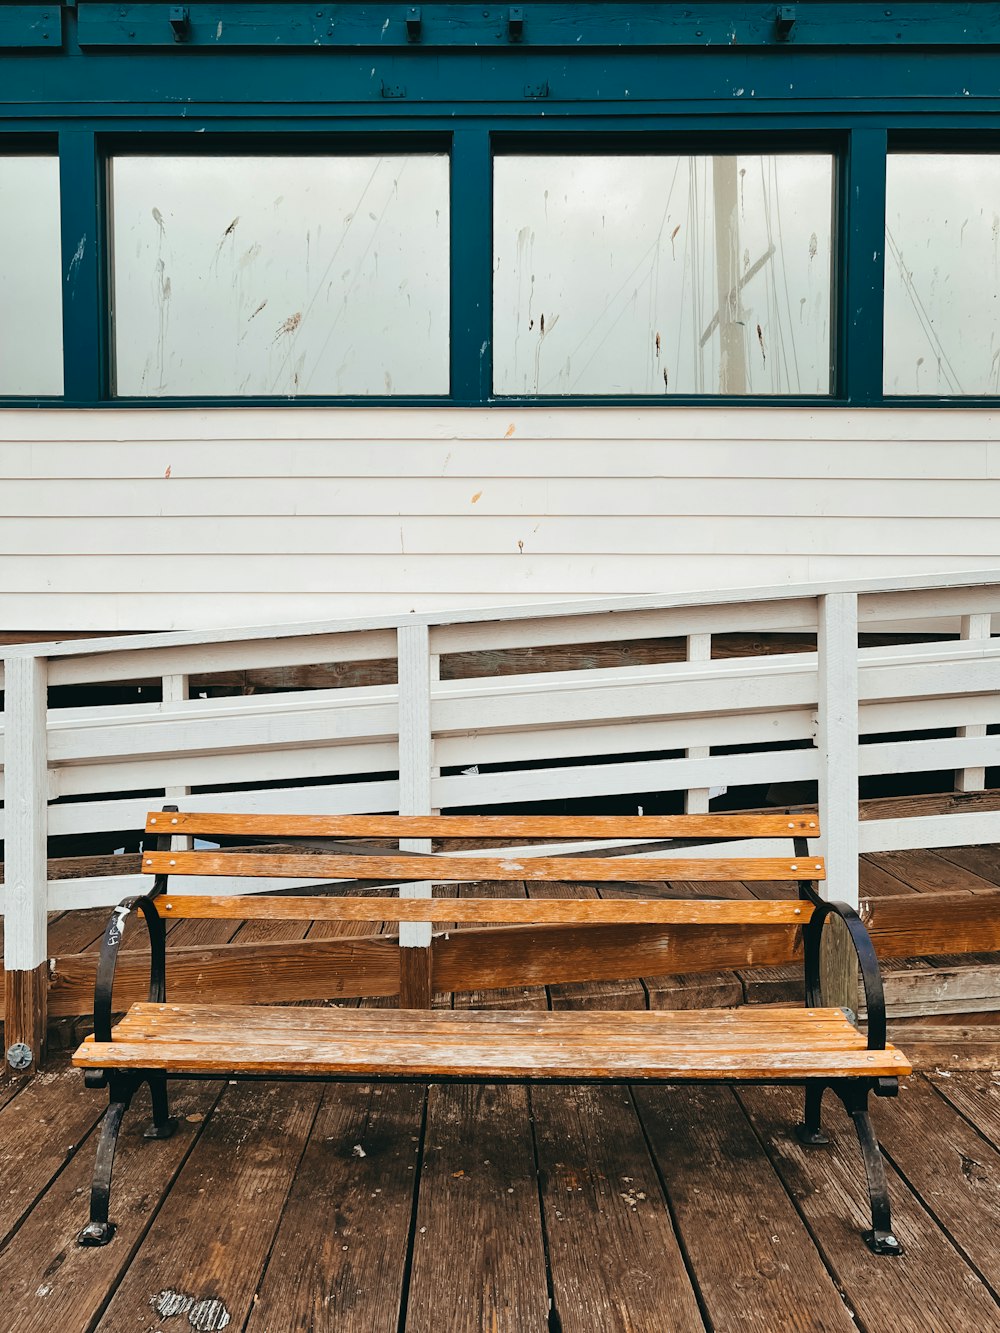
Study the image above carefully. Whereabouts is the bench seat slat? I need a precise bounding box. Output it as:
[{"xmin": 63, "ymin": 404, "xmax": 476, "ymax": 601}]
[
  {"xmin": 152, "ymin": 895, "xmax": 816, "ymax": 925},
  {"xmin": 142, "ymin": 851, "xmax": 825, "ymax": 883},
  {"xmin": 115, "ymin": 1003, "xmax": 862, "ymax": 1039},
  {"xmin": 147, "ymin": 812, "xmax": 820, "ymax": 839},
  {"xmin": 73, "ymin": 1004, "xmax": 911, "ymax": 1082}
]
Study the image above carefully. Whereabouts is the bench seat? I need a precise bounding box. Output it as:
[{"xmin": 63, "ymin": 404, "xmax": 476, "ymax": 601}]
[{"xmin": 75, "ymin": 1002, "xmax": 912, "ymax": 1081}]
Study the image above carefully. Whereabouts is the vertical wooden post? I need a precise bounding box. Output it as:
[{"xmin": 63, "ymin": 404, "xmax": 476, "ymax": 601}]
[
  {"xmin": 956, "ymin": 613, "xmax": 992, "ymax": 793},
  {"xmin": 162, "ymin": 674, "xmax": 193, "ymax": 850},
  {"xmin": 3, "ymin": 654, "xmax": 49, "ymax": 1074},
  {"xmin": 816, "ymin": 593, "xmax": 860, "ymax": 1012},
  {"xmin": 684, "ymin": 632, "xmax": 712, "ymax": 814},
  {"xmin": 397, "ymin": 624, "xmax": 434, "ymax": 1006}
]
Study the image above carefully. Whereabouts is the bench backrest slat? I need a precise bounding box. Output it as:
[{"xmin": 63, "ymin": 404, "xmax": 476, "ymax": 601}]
[
  {"xmin": 153, "ymin": 894, "xmax": 815, "ymax": 925},
  {"xmin": 145, "ymin": 812, "xmax": 819, "ymax": 839},
  {"xmin": 143, "ymin": 850, "xmax": 824, "ymax": 884}
]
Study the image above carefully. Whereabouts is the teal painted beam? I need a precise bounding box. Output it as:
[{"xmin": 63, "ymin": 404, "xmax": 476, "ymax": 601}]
[
  {"xmin": 59, "ymin": 131, "xmax": 107, "ymax": 402},
  {"xmin": 450, "ymin": 128, "xmax": 493, "ymax": 401},
  {"xmin": 0, "ymin": 6, "xmax": 60, "ymax": 49},
  {"xmin": 75, "ymin": 3, "xmax": 1000, "ymax": 50},
  {"xmin": 841, "ymin": 129, "xmax": 887, "ymax": 405}
]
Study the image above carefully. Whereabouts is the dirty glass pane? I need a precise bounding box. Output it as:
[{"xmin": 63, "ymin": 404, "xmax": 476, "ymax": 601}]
[
  {"xmin": 110, "ymin": 155, "xmax": 449, "ymax": 396},
  {"xmin": 493, "ymin": 154, "xmax": 833, "ymax": 396},
  {"xmin": 885, "ymin": 154, "xmax": 1000, "ymax": 396},
  {"xmin": 0, "ymin": 156, "xmax": 63, "ymax": 395}
]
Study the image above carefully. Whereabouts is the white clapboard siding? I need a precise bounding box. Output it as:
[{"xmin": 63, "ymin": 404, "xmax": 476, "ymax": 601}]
[{"xmin": 1, "ymin": 406, "xmax": 998, "ymax": 628}]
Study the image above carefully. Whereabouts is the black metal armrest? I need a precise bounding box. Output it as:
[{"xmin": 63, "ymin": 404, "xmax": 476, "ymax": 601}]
[
  {"xmin": 92, "ymin": 895, "xmax": 167, "ymax": 1046},
  {"xmin": 803, "ymin": 899, "xmax": 887, "ymax": 1051}
]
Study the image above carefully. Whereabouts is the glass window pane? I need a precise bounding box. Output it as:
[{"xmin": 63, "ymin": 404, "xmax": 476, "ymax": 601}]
[
  {"xmin": 885, "ymin": 153, "xmax": 1000, "ymax": 396},
  {"xmin": 0, "ymin": 156, "xmax": 63, "ymax": 395},
  {"xmin": 493, "ymin": 153, "xmax": 833, "ymax": 396},
  {"xmin": 111, "ymin": 155, "xmax": 449, "ymax": 397}
]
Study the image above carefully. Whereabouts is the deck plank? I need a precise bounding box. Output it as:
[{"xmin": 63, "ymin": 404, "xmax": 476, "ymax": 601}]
[
  {"xmin": 737, "ymin": 1083, "xmax": 1000, "ymax": 1332},
  {"xmin": 532, "ymin": 1084, "xmax": 705, "ymax": 1332},
  {"xmin": 872, "ymin": 1076, "xmax": 1000, "ymax": 1294},
  {"xmin": 634, "ymin": 1084, "xmax": 858, "ymax": 1332},
  {"xmin": 93, "ymin": 1080, "xmax": 321, "ymax": 1333},
  {"xmin": 404, "ymin": 1084, "xmax": 550, "ymax": 1333},
  {"xmin": 0, "ymin": 1080, "xmax": 221, "ymax": 1333},
  {"xmin": 245, "ymin": 1082, "xmax": 424, "ymax": 1333},
  {"xmin": 0, "ymin": 1061, "xmax": 106, "ymax": 1247}
]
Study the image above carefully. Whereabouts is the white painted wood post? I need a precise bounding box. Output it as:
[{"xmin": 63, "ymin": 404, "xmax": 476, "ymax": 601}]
[
  {"xmin": 956, "ymin": 613, "xmax": 992, "ymax": 793},
  {"xmin": 397, "ymin": 624, "xmax": 433, "ymax": 950},
  {"xmin": 684, "ymin": 632, "xmax": 712, "ymax": 814},
  {"xmin": 816, "ymin": 593, "xmax": 860, "ymax": 907},
  {"xmin": 162, "ymin": 673, "xmax": 193, "ymax": 849},
  {"xmin": 3, "ymin": 654, "xmax": 49, "ymax": 1072}
]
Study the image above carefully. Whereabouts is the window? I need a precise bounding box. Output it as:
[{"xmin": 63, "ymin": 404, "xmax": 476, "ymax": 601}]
[
  {"xmin": 109, "ymin": 154, "xmax": 450, "ymax": 397},
  {"xmin": 493, "ymin": 152, "xmax": 834, "ymax": 396},
  {"xmin": 884, "ymin": 153, "xmax": 1000, "ymax": 396},
  {"xmin": 0, "ymin": 155, "xmax": 62, "ymax": 395}
]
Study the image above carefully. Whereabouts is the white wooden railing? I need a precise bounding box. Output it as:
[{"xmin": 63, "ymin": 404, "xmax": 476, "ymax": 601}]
[{"xmin": 2, "ymin": 569, "xmax": 999, "ymax": 1031}]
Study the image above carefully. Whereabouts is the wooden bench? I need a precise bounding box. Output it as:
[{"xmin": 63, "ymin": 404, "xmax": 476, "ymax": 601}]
[{"xmin": 73, "ymin": 809, "xmax": 910, "ymax": 1255}]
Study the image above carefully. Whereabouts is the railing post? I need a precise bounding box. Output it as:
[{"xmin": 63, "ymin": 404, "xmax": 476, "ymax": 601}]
[
  {"xmin": 162, "ymin": 673, "xmax": 193, "ymax": 849},
  {"xmin": 816, "ymin": 593, "xmax": 860, "ymax": 1014},
  {"xmin": 956, "ymin": 613, "xmax": 992, "ymax": 793},
  {"xmin": 3, "ymin": 654, "xmax": 49, "ymax": 1074},
  {"xmin": 684, "ymin": 632, "xmax": 712, "ymax": 814},
  {"xmin": 396, "ymin": 624, "xmax": 434, "ymax": 1007},
  {"xmin": 817, "ymin": 593, "xmax": 860, "ymax": 906}
]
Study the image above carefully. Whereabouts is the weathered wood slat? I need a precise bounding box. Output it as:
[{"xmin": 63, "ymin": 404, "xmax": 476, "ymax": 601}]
[
  {"xmin": 93, "ymin": 1082, "xmax": 322, "ymax": 1332},
  {"xmin": 142, "ymin": 850, "xmax": 825, "ymax": 883},
  {"xmin": 635, "ymin": 1085, "xmax": 860, "ymax": 1331},
  {"xmin": 0, "ymin": 1079, "xmax": 223, "ymax": 1333},
  {"xmin": 243, "ymin": 1083, "xmax": 425, "ymax": 1333},
  {"xmin": 532, "ymin": 1084, "xmax": 705, "ymax": 1331},
  {"xmin": 147, "ymin": 811, "xmax": 820, "ymax": 838},
  {"xmin": 74, "ymin": 1011, "xmax": 910, "ymax": 1078},
  {"xmin": 737, "ymin": 1084, "xmax": 1000, "ymax": 1331},
  {"xmin": 153, "ymin": 894, "xmax": 816, "ymax": 925},
  {"xmin": 404, "ymin": 1084, "xmax": 551, "ymax": 1333},
  {"xmin": 116, "ymin": 1002, "xmax": 866, "ymax": 1037}
]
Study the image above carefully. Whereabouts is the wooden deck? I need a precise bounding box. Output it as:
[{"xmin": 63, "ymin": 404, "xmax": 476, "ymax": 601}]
[
  {"xmin": 3, "ymin": 1057, "xmax": 1000, "ymax": 1331},
  {"xmin": 3, "ymin": 843, "xmax": 1000, "ymax": 1330}
]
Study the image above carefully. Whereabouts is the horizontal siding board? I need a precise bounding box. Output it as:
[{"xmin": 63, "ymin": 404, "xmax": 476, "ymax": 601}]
[
  {"xmin": 5, "ymin": 479, "xmax": 1000, "ymax": 521},
  {"xmin": 1, "ymin": 406, "xmax": 998, "ymax": 444},
  {"xmin": 0, "ymin": 440, "xmax": 993, "ymax": 482},
  {"xmin": 7, "ymin": 509, "xmax": 1000, "ymax": 555},
  {"xmin": 4, "ymin": 554, "xmax": 998, "ymax": 596}
]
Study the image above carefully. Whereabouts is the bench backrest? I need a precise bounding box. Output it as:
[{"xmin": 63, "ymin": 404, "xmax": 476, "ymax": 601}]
[{"xmin": 140, "ymin": 810, "xmax": 823, "ymax": 927}]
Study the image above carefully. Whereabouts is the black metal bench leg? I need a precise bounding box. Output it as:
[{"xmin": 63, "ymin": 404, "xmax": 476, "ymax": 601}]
[
  {"xmin": 77, "ymin": 1079, "xmax": 137, "ymax": 1246},
  {"xmin": 143, "ymin": 1075, "xmax": 179, "ymax": 1140},
  {"xmin": 838, "ymin": 1084, "xmax": 904, "ymax": 1256},
  {"xmin": 796, "ymin": 1080, "xmax": 830, "ymax": 1146}
]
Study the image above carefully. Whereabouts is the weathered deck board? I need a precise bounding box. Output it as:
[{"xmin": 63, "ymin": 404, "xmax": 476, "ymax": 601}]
[
  {"xmin": 404, "ymin": 1084, "xmax": 551, "ymax": 1333},
  {"xmin": 244, "ymin": 1082, "xmax": 425, "ymax": 1333},
  {"xmin": 532, "ymin": 1083, "xmax": 704, "ymax": 1332},
  {"xmin": 737, "ymin": 1083, "xmax": 1000, "ymax": 1332},
  {"xmin": 872, "ymin": 1076, "xmax": 1000, "ymax": 1295},
  {"xmin": 93, "ymin": 1081, "xmax": 321, "ymax": 1333},
  {"xmin": 0, "ymin": 1079, "xmax": 221, "ymax": 1333},
  {"xmin": 634, "ymin": 1084, "xmax": 858, "ymax": 1332},
  {"xmin": 0, "ymin": 1063, "xmax": 106, "ymax": 1247}
]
